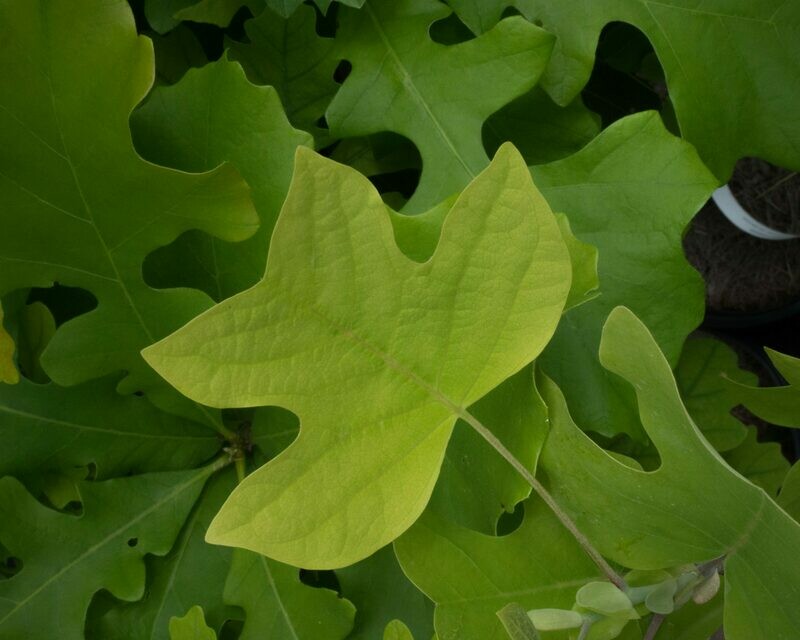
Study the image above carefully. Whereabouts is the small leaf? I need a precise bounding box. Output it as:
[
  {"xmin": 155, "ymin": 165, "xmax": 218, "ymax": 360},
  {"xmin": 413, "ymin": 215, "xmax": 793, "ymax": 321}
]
[
  {"xmin": 169, "ymin": 606, "xmax": 216, "ymax": 640},
  {"xmin": 15, "ymin": 302, "xmax": 56, "ymax": 384},
  {"xmin": 496, "ymin": 603, "xmax": 541, "ymax": 639},
  {"xmin": 527, "ymin": 608, "xmax": 582, "ymax": 631},
  {"xmin": 644, "ymin": 580, "xmax": 676, "ymax": 615},
  {"xmin": 692, "ymin": 571, "xmax": 721, "ymax": 606},
  {"xmin": 575, "ymin": 582, "xmax": 638, "ymax": 619},
  {"xmin": 384, "ymin": 619, "xmax": 415, "ymax": 640}
]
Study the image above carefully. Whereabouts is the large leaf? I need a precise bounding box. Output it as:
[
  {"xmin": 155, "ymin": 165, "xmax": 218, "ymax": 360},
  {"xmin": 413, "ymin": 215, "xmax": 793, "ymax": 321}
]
[
  {"xmin": 132, "ymin": 58, "xmax": 312, "ymax": 301},
  {"xmin": 0, "ymin": 464, "xmax": 219, "ymax": 639},
  {"xmin": 144, "ymin": 143, "xmax": 572, "ymax": 568},
  {"xmin": 539, "ymin": 307, "xmax": 800, "ymax": 640},
  {"xmin": 395, "ymin": 498, "xmax": 601, "ymax": 640},
  {"xmin": 449, "ymin": 0, "xmax": 800, "ymax": 179},
  {"xmin": 535, "ymin": 112, "xmax": 715, "ymax": 438},
  {"xmin": 326, "ymin": 0, "xmax": 555, "ymax": 212},
  {"xmin": 228, "ymin": 5, "xmax": 339, "ymax": 144},
  {"xmin": 0, "ymin": 0, "xmax": 257, "ymax": 392},
  {"xmin": 89, "ymin": 471, "xmax": 236, "ymax": 639},
  {"xmin": 0, "ymin": 377, "xmax": 219, "ymax": 479},
  {"xmin": 336, "ymin": 546, "xmax": 434, "ymax": 640},
  {"xmin": 224, "ymin": 549, "xmax": 355, "ymax": 640}
]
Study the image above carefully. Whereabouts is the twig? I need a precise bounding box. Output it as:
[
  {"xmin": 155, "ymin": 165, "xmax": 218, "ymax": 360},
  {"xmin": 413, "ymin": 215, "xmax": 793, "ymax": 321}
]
[{"xmin": 643, "ymin": 614, "xmax": 665, "ymax": 640}]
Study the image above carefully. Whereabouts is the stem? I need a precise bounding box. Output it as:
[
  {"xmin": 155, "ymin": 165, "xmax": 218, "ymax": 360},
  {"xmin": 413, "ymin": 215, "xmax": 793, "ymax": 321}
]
[
  {"xmin": 198, "ymin": 404, "xmax": 237, "ymax": 440},
  {"xmin": 710, "ymin": 627, "xmax": 725, "ymax": 640},
  {"xmin": 235, "ymin": 457, "xmax": 246, "ymax": 483},
  {"xmin": 460, "ymin": 409, "xmax": 627, "ymax": 590},
  {"xmin": 643, "ymin": 614, "xmax": 665, "ymax": 640}
]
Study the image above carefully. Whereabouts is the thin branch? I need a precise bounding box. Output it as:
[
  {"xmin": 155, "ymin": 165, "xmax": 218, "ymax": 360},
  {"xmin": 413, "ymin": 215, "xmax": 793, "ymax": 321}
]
[
  {"xmin": 643, "ymin": 614, "xmax": 665, "ymax": 640},
  {"xmin": 460, "ymin": 408, "xmax": 627, "ymax": 590}
]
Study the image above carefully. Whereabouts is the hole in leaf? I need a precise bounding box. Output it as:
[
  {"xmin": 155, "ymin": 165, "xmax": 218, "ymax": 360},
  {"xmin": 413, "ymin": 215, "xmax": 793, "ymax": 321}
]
[
  {"xmin": 333, "ymin": 59, "xmax": 351, "ymax": 84},
  {"xmin": 0, "ymin": 551, "xmax": 23, "ymax": 580},
  {"xmin": 581, "ymin": 22, "xmax": 671, "ymax": 130},
  {"xmin": 328, "ymin": 132, "xmax": 422, "ymax": 209},
  {"xmin": 496, "ymin": 501, "xmax": 525, "ymax": 536},
  {"xmin": 429, "ymin": 12, "xmax": 475, "ymax": 45},
  {"xmin": 27, "ymin": 284, "xmax": 98, "ymax": 327},
  {"xmin": 127, "ymin": 537, "xmax": 139, "ymax": 548},
  {"xmin": 299, "ymin": 568, "xmax": 341, "ymax": 592},
  {"xmin": 315, "ymin": 2, "xmax": 339, "ymax": 38}
]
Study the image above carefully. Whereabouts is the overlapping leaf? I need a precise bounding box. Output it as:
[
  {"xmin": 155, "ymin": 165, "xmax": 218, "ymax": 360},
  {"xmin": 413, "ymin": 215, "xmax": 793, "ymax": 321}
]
[
  {"xmin": 144, "ymin": 143, "xmax": 573, "ymax": 568},
  {"xmin": 449, "ymin": 0, "xmax": 800, "ymax": 179},
  {"xmin": 132, "ymin": 58, "xmax": 311, "ymax": 301},
  {"xmin": 326, "ymin": 0, "xmax": 555, "ymax": 212},
  {"xmin": 0, "ymin": 0, "xmax": 257, "ymax": 392},
  {"xmin": 0, "ymin": 465, "xmax": 219, "ymax": 639},
  {"xmin": 536, "ymin": 112, "xmax": 715, "ymax": 438},
  {"xmin": 539, "ymin": 307, "xmax": 800, "ymax": 639}
]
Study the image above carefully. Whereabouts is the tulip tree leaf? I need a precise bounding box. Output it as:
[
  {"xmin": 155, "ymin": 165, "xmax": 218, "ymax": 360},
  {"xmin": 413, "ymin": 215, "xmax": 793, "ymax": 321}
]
[
  {"xmin": 326, "ymin": 0, "xmax": 555, "ymax": 212},
  {"xmin": 132, "ymin": 58, "xmax": 312, "ymax": 301},
  {"xmin": 143, "ymin": 143, "xmax": 572, "ymax": 568},
  {"xmin": 89, "ymin": 472, "xmax": 237, "ymax": 640},
  {"xmin": 0, "ymin": 0, "xmax": 258, "ymax": 392},
  {"xmin": 0, "ymin": 302, "xmax": 18, "ymax": 384},
  {"xmin": 337, "ymin": 546, "xmax": 434, "ymax": 640},
  {"xmin": 0, "ymin": 376, "xmax": 220, "ymax": 480},
  {"xmin": 169, "ymin": 606, "xmax": 216, "ymax": 640},
  {"xmin": 395, "ymin": 499, "xmax": 602, "ymax": 640},
  {"xmin": 383, "ymin": 620, "xmax": 415, "ymax": 640},
  {"xmin": 448, "ymin": 0, "xmax": 800, "ymax": 179},
  {"xmin": 0, "ymin": 465, "xmax": 218, "ymax": 640},
  {"xmin": 778, "ymin": 462, "xmax": 800, "ymax": 523},
  {"xmin": 674, "ymin": 336, "xmax": 752, "ymax": 452},
  {"xmin": 538, "ymin": 306, "xmax": 800, "ymax": 640},
  {"xmin": 731, "ymin": 349, "xmax": 800, "ymax": 428},
  {"xmin": 224, "ymin": 549, "xmax": 355, "ymax": 640},
  {"xmin": 536, "ymin": 112, "xmax": 715, "ymax": 439},
  {"xmin": 228, "ymin": 5, "xmax": 339, "ymax": 144}
]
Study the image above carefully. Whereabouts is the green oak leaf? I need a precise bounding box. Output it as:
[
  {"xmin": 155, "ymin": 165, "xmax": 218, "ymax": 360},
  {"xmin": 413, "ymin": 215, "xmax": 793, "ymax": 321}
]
[
  {"xmin": 228, "ymin": 5, "xmax": 339, "ymax": 144},
  {"xmin": 144, "ymin": 0, "xmax": 261, "ymax": 33},
  {"xmin": 224, "ymin": 548, "xmax": 355, "ymax": 639},
  {"xmin": 730, "ymin": 349, "xmax": 800, "ymax": 428},
  {"xmin": 448, "ymin": 0, "xmax": 800, "ymax": 179},
  {"xmin": 0, "ymin": 464, "xmax": 219, "ymax": 639},
  {"xmin": 674, "ymin": 336, "xmax": 752, "ymax": 452},
  {"xmin": 88, "ymin": 471, "xmax": 237, "ymax": 640},
  {"xmin": 144, "ymin": 143, "xmax": 572, "ymax": 568},
  {"xmin": 169, "ymin": 606, "xmax": 216, "ymax": 640},
  {"xmin": 0, "ymin": 302, "xmax": 18, "ymax": 384},
  {"xmin": 0, "ymin": 376, "xmax": 219, "ymax": 480},
  {"xmin": 337, "ymin": 546, "xmax": 434, "ymax": 640},
  {"xmin": 538, "ymin": 306, "xmax": 800, "ymax": 640},
  {"xmin": 535, "ymin": 112, "xmax": 715, "ymax": 439},
  {"xmin": 395, "ymin": 498, "xmax": 602, "ymax": 640},
  {"xmin": 0, "ymin": 0, "xmax": 258, "ymax": 392},
  {"xmin": 723, "ymin": 429, "xmax": 790, "ymax": 498},
  {"xmin": 132, "ymin": 57, "xmax": 312, "ymax": 301},
  {"xmin": 326, "ymin": 0, "xmax": 555, "ymax": 212}
]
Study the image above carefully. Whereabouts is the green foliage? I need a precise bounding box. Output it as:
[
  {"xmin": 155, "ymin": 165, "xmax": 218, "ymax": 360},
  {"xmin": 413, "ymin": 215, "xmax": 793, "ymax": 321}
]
[
  {"xmin": 448, "ymin": 0, "xmax": 800, "ymax": 180},
  {"xmin": 1, "ymin": 0, "xmax": 798, "ymax": 638}
]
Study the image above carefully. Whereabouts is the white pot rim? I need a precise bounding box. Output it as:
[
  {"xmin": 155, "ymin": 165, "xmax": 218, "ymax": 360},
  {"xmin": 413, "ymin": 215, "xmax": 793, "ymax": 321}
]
[{"xmin": 712, "ymin": 185, "xmax": 799, "ymax": 241}]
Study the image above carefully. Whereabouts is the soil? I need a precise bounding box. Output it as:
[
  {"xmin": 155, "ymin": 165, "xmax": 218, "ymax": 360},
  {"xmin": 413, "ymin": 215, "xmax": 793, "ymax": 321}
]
[
  {"xmin": 683, "ymin": 159, "xmax": 800, "ymax": 315},
  {"xmin": 729, "ymin": 157, "xmax": 800, "ymax": 234}
]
